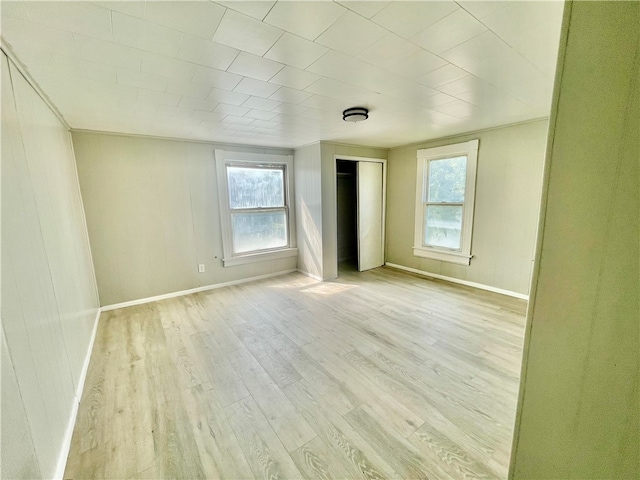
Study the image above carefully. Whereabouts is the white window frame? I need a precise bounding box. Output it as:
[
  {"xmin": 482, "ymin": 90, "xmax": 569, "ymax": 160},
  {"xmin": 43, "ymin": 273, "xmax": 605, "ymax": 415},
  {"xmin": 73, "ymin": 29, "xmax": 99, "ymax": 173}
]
[
  {"xmin": 215, "ymin": 150, "xmax": 297, "ymax": 267},
  {"xmin": 413, "ymin": 139, "xmax": 479, "ymax": 266}
]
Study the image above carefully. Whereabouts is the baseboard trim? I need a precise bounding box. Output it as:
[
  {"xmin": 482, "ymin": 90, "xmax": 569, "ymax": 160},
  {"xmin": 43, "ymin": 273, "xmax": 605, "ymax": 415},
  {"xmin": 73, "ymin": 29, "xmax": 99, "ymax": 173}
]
[
  {"xmin": 296, "ymin": 269, "xmax": 323, "ymax": 281},
  {"xmin": 54, "ymin": 307, "xmax": 101, "ymax": 480},
  {"xmin": 384, "ymin": 262, "xmax": 529, "ymax": 300},
  {"xmin": 101, "ymin": 269, "xmax": 297, "ymax": 311}
]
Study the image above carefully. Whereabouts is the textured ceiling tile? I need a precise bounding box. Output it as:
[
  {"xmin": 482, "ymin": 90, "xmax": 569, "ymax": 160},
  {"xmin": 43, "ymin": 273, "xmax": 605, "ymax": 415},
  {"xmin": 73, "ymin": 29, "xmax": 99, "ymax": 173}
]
[
  {"xmin": 74, "ymin": 34, "xmax": 143, "ymax": 70},
  {"xmin": 25, "ymin": 1, "xmax": 113, "ymax": 41},
  {"xmin": 388, "ymin": 49, "xmax": 448, "ymax": 81},
  {"xmin": 116, "ymin": 68, "xmax": 168, "ymax": 92},
  {"xmin": 263, "ymin": 1, "xmax": 346, "ymax": 41},
  {"xmin": 242, "ymin": 96, "xmax": 281, "ymax": 112},
  {"xmin": 112, "ymin": 12, "xmax": 183, "ymax": 57},
  {"xmin": 178, "ymin": 96, "xmax": 218, "ymax": 112},
  {"xmin": 215, "ymin": 103, "xmax": 250, "ymax": 117},
  {"xmin": 244, "ymin": 109, "xmax": 280, "ymax": 121},
  {"xmin": 371, "ymin": 1, "xmax": 458, "ymax": 39},
  {"xmin": 411, "ymin": 8, "xmax": 487, "ymax": 55},
  {"xmin": 212, "ymin": 9, "xmax": 283, "ymax": 56},
  {"xmin": 138, "ymin": 89, "xmax": 182, "ymax": 107},
  {"xmin": 165, "ymin": 80, "xmax": 213, "ymax": 100},
  {"xmin": 145, "ymin": 1, "xmax": 225, "ymax": 39},
  {"xmin": 90, "ymin": 1, "xmax": 146, "ymax": 18},
  {"xmin": 268, "ymin": 66, "xmax": 320, "ymax": 90},
  {"xmin": 206, "ymin": 88, "xmax": 251, "ymax": 106},
  {"xmin": 227, "ymin": 52, "xmax": 284, "ymax": 82},
  {"xmin": 141, "ymin": 52, "xmax": 198, "ymax": 81},
  {"xmin": 177, "ymin": 35, "xmax": 239, "ymax": 71},
  {"xmin": 270, "ymin": 103, "xmax": 308, "ymax": 116},
  {"xmin": 1, "ymin": 16, "xmax": 77, "ymax": 55},
  {"xmin": 337, "ymin": 1, "xmax": 390, "ymax": 19},
  {"xmin": 264, "ymin": 33, "xmax": 328, "ymax": 70},
  {"xmin": 233, "ymin": 77, "xmax": 280, "ymax": 98},
  {"xmin": 315, "ymin": 11, "xmax": 387, "ymax": 56},
  {"xmin": 222, "ymin": 114, "xmax": 254, "ymax": 125},
  {"xmin": 191, "ymin": 66, "xmax": 243, "ymax": 90},
  {"xmin": 358, "ymin": 33, "xmax": 422, "ymax": 70},
  {"xmin": 215, "ymin": 1, "xmax": 276, "ymax": 21},
  {"xmin": 269, "ymin": 87, "xmax": 313, "ymax": 105}
]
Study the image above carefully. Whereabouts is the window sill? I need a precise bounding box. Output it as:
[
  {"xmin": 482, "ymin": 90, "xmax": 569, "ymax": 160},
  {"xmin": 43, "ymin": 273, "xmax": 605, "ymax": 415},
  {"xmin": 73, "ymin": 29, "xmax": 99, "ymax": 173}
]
[
  {"xmin": 223, "ymin": 247, "xmax": 298, "ymax": 267},
  {"xmin": 413, "ymin": 247, "xmax": 472, "ymax": 265}
]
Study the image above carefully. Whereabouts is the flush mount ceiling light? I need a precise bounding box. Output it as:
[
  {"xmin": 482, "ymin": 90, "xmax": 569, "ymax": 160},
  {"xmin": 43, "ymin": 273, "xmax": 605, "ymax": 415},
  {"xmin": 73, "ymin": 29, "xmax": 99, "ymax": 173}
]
[{"xmin": 343, "ymin": 107, "xmax": 369, "ymax": 122}]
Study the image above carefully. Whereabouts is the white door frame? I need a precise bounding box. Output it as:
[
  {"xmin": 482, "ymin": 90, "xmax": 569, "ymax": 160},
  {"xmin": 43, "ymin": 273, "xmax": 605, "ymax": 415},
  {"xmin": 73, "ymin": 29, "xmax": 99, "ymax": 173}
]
[{"xmin": 333, "ymin": 155, "xmax": 387, "ymax": 275}]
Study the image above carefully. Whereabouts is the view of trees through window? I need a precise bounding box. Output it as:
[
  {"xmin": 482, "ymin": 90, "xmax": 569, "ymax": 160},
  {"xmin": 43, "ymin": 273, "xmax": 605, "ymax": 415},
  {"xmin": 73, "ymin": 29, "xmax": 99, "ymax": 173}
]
[
  {"xmin": 227, "ymin": 166, "xmax": 284, "ymax": 208},
  {"xmin": 226, "ymin": 165, "xmax": 287, "ymax": 254},
  {"xmin": 424, "ymin": 156, "xmax": 467, "ymax": 249}
]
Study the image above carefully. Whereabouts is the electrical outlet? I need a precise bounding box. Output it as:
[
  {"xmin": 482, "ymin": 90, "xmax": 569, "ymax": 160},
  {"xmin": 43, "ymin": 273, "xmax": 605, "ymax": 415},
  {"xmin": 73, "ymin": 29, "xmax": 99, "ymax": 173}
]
[{"xmin": 198, "ymin": 264, "xmax": 205, "ymax": 273}]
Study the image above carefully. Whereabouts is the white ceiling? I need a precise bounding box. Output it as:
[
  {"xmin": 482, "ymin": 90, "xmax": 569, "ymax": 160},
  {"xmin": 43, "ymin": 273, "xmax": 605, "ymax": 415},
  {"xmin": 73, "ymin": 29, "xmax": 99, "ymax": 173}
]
[{"xmin": 0, "ymin": 1, "xmax": 564, "ymax": 148}]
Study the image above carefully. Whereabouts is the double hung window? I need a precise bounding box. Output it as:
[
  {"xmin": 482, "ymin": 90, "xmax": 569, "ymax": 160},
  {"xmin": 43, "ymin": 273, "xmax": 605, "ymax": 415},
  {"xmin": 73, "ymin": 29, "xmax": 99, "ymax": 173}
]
[
  {"xmin": 413, "ymin": 139, "xmax": 478, "ymax": 265},
  {"xmin": 215, "ymin": 151, "xmax": 296, "ymax": 266}
]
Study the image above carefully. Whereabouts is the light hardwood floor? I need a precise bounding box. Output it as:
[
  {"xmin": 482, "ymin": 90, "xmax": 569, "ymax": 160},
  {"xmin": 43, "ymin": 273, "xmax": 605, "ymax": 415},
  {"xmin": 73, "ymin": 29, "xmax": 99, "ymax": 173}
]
[{"xmin": 64, "ymin": 266, "xmax": 526, "ymax": 479}]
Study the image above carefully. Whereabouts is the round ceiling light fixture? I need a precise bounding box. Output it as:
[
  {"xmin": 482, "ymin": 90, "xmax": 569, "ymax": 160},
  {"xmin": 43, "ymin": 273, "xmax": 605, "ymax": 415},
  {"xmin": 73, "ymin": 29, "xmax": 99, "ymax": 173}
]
[{"xmin": 342, "ymin": 107, "xmax": 369, "ymax": 122}]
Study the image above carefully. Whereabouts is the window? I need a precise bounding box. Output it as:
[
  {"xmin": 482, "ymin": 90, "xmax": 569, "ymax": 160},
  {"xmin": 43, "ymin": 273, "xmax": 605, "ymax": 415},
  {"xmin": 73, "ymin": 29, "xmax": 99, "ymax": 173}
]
[
  {"xmin": 215, "ymin": 150, "xmax": 297, "ymax": 266},
  {"xmin": 413, "ymin": 139, "xmax": 478, "ymax": 265}
]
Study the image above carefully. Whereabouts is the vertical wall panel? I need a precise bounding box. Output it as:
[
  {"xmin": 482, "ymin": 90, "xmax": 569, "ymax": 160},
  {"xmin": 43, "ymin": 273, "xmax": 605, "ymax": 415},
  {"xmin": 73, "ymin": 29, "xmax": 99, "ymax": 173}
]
[
  {"xmin": 1, "ymin": 335, "xmax": 41, "ymax": 479},
  {"xmin": 294, "ymin": 143, "xmax": 323, "ymax": 279},
  {"xmin": 511, "ymin": 2, "xmax": 639, "ymax": 477},
  {"xmin": 1, "ymin": 51, "xmax": 99, "ymax": 479}
]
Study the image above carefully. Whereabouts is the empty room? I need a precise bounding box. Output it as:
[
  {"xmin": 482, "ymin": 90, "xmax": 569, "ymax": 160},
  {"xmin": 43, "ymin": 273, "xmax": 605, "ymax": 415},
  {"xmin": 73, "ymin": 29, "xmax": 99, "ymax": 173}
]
[{"xmin": 1, "ymin": 1, "xmax": 637, "ymax": 479}]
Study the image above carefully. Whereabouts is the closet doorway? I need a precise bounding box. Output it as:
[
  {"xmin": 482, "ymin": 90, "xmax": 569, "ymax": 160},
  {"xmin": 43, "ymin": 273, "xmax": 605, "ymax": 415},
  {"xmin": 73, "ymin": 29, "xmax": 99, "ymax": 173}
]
[{"xmin": 336, "ymin": 156, "xmax": 386, "ymax": 273}]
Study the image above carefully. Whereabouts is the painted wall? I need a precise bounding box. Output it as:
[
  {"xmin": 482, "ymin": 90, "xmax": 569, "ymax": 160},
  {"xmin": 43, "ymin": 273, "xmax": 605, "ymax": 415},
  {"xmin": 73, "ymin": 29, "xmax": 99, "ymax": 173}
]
[
  {"xmin": 320, "ymin": 142, "xmax": 388, "ymax": 280},
  {"xmin": 72, "ymin": 132, "xmax": 296, "ymax": 307},
  {"xmin": 511, "ymin": 2, "xmax": 639, "ymax": 478},
  {"xmin": 386, "ymin": 119, "xmax": 548, "ymax": 295},
  {"xmin": 1, "ymin": 52, "xmax": 99, "ymax": 479},
  {"xmin": 294, "ymin": 142, "xmax": 323, "ymax": 279}
]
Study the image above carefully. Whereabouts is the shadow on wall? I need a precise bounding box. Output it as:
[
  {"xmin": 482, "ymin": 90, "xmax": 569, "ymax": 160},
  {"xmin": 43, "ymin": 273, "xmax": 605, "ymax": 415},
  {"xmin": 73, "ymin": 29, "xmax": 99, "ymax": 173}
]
[{"xmin": 299, "ymin": 199, "xmax": 322, "ymax": 278}]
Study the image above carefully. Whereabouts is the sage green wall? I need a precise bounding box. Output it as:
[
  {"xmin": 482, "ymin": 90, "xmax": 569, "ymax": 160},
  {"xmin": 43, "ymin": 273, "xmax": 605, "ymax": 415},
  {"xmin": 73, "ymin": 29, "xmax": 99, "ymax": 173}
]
[
  {"xmin": 386, "ymin": 120, "xmax": 548, "ymax": 295},
  {"xmin": 1, "ymin": 52, "xmax": 99, "ymax": 479},
  {"xmin": 72, "ymin": 132, "xmax": 295, "ymax": 306},
  {"xmin": 511, "ymin": 1, "xmax": 639, "ymax": 478}
]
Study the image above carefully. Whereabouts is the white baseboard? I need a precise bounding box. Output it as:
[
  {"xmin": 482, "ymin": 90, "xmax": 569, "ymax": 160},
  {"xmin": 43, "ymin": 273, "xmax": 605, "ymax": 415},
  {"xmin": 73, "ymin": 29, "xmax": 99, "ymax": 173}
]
[
  {"xmin": 54, "ymin": 307, "xmax": 101, "ymax": 480},
  {"xmin": 101, "ymin": 269, "xmax": 297, "ymax": 311},
  {"xmin": 384, "ymin": 262, "xmax": 529, "ymax": 300},
  {"xmin": 296, "ymin": 269, "xmax": 323, "ymax": 281}
]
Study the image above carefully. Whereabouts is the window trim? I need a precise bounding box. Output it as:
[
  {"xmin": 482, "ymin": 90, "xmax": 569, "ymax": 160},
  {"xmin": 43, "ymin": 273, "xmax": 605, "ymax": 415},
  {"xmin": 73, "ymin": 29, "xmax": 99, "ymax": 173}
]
[
  {"xmin": 413, "ymin": 139, "xmax": 479, "ymax": 266},
  {"xmin": 215, "ymin": 150, "xmax": 297, "ymax": 267}
]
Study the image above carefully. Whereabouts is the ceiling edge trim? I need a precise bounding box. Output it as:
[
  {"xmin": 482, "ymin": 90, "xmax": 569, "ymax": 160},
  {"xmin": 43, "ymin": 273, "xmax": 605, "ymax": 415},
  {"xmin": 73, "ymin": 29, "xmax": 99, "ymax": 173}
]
[
  {"xmin": 387, "ymin": 116, "xmax": 551, "ymax": 151},
  {"xmin": 1, "ymin": 37, "xmax": 71, "ymax": 130},
  {"xmin": 70, "ymin": 128, "xmax": 295, "ymax": 154}
]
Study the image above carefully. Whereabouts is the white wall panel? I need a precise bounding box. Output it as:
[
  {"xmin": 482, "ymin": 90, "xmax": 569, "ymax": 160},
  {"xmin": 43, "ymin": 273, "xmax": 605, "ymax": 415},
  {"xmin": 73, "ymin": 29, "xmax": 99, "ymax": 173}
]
[
  {"xmin": 1, "ymin": 335, "xmax": 41, "ymax": 479},
  {"xmin": 1, "ymin": 51, "xmax": 99, "ymax": 479},
  {"xmin": 293, "ymin": 143, "xmax": 323, "ymax": 279},
  {"xmin": 72, "ymin": 132, "xmax": 296, "ymax": 306}
]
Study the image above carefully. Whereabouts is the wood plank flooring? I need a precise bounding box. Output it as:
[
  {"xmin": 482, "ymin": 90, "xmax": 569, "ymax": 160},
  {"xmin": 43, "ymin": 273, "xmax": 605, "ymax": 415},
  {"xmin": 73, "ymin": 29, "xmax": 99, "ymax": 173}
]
[{"xmin": 64, "ymin": 266, "xmax": 526, "ymax": 479}]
